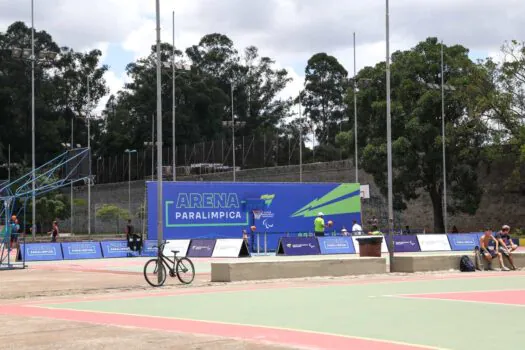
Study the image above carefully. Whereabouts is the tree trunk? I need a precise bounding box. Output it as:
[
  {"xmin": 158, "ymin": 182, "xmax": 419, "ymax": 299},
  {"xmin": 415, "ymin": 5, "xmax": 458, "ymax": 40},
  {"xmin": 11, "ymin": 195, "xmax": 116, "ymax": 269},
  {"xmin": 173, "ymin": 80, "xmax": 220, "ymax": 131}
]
[{"xmin": 429, "ymin": 187, "xmax": 445, "ymax": 233}]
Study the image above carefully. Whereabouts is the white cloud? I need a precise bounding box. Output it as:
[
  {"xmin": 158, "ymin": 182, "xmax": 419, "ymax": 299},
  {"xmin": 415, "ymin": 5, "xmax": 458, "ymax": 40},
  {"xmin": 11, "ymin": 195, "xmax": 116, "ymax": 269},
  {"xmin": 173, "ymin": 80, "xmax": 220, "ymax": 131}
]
[{"xmin": 2, "ymin": 0, "xmax": 524, "ymax": 113}]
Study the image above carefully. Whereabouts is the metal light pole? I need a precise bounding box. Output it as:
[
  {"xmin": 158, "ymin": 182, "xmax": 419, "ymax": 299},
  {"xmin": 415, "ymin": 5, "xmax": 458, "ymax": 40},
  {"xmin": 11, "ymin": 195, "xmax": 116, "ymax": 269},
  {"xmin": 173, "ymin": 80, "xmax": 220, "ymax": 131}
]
[
  {"xmin": 86, "ymin": 77, "xmax": 91, "ymax": 236},
  {"xmin": 231, "ymin": 81, "xmax": 236, "ymax": 182},
  {"xmin": 8, "ymin": 144, "xmax": 11, "ymax": 183},
  {"xmin": 154, "ymin": 0, "xmax": 164, "ymax": 284},
  {"xmin": 31, "ymin": 0, "xmax": 36, "ymax": 239},
  {"xmin": 353, "ymin": 32, "xmax": 358, "ymax": 183},
  {"xmin": 385, "ymin": 0, "xmax": 395, "ymax": 271},
  {"xmin": 125, "ymin": 149, "xmax": 137, "ymax": 215},
  {"xmin": 298, "ymin": 93, "xmax": 303, "ymax": 183},
  {"xmin": 440, "ymin": 41, "xmax": 448, "ymax": 233},
  {"xmin": 171, "ymin": 10, "xmax": 176, "ymax": 182},
  {"xmin": 70, "ymin": 117, "xmax": 74, "ymax": 235}
]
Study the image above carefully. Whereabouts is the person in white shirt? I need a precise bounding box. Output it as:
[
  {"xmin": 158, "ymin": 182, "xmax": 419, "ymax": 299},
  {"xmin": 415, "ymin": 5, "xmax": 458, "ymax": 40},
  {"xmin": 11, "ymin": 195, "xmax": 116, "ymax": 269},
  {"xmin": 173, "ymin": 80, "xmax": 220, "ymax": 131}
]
[{"xmin": 352, "ymin": 220, "xmax": 363, "ymax": 235}]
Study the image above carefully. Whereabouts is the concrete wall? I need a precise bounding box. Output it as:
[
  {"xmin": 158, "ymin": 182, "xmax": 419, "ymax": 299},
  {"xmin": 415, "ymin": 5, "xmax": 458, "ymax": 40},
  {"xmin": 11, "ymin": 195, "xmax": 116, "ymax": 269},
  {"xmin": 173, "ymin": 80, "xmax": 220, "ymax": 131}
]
[{"xmin": 63, "ymin": 160, "xmax": 524, "ymax": 234}]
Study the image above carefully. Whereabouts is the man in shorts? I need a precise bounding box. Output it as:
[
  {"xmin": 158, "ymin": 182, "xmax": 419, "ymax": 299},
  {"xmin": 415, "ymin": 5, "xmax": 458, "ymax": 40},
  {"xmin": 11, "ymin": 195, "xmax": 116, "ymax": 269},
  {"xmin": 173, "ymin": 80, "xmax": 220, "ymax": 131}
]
[
  {"xmin": 479, "ymin": 228, "xmax": 510, "ymax": 271},
  {"xmin": 496, "ymin": 225, "xmax": 517, "ymax": 270}
]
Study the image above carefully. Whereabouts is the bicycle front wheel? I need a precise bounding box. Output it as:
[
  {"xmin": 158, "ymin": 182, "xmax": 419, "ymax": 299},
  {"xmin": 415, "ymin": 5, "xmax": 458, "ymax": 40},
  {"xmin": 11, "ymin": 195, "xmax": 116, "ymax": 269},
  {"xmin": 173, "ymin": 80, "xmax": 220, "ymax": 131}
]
[
  {"xmin": 144, "ymin": 258, "xmax": 167, "ymax": 287},
  {"xmin": 176, "ymin": 257, "xmax": 195, "ymax": 284}
]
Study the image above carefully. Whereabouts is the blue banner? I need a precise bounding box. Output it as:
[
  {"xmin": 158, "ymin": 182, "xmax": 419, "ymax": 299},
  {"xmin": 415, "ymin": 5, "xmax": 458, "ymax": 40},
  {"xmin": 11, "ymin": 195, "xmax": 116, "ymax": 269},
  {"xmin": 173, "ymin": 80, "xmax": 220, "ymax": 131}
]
[
  {"xmin": 147, "ymin": 182, "xmax": 361, "ymax": 240},
  {"xmin": 62, "ymin": 242, "xmax": 103, "ymax": 260},
  {"xmin": 448, "ymin": 234, "xmax": 480, "ymax": 251},
  {"xmin": 100, "ymin": 240, "xmax": 140, "ymax": 258},
  {"xmin": 142, "ymin": 240, "xmax": 158, "ymax": 257},
  {"xmin": 318, "ymin": 236, "xmax": 355, "ymax": 255},
  {"xmin": 187, "ymin": 239, "xmax": 216, "ymax": 257},
  {"xmin": 276, "ymin": 237, "xmax": 320, "ymax": 256},
  {"xmin": 18, "ymin": 243, "xmax": 63, "ymax": 261},
  {"xmin": 384, "ymin": 235, "xmax": 420, "ymax": 252}
]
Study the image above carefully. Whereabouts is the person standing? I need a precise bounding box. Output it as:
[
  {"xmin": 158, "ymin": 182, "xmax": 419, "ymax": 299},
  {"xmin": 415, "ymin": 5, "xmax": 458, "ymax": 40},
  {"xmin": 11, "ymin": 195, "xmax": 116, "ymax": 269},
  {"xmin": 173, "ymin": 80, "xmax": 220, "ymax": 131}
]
[
  {"xmin": 125, "ymin": 219, "xmax": 134, "ymax": 240},
  {"xmin": 352, "ymin": 220, "xmax": 363, "ymax": 235},
  {"xmin": 314, "ymin": 212, "xmax": 327, "ymax": 237},
  {"xmin": 50, "ymin": 221, "xmax": 59, "ymax": 242}
]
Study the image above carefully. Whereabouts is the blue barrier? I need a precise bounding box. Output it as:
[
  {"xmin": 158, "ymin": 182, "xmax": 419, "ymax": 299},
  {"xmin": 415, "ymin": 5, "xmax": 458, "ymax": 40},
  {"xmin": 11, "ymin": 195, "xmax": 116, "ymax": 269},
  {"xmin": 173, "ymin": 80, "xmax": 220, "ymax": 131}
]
[
  {"xmin": 187, "ymin": 239, "xmax": 216, "ymax": 257},
  {"xmin": 100, "ymin": 240, "xmax": 140, "ymax": 258},
  {"xmin": 384, "ymin": 235, "xmax": 420, "ymax": 252},
  {"xmin": 318, "ymin": 236, "xmax": 355, "ymax": 255},
  {"xmin": 142, "ymin": 240, "xmax": 158, "ymax": 257},
  {"xmin": 17, "ymin": 243, "xmax": 63, "ymax": 261},
  {"xmin": 447, "ymin": 234, "xmax": 480, "ymax": 251},
  {"xmin": 62, "ymin": 242, "xmax": 103, "ymax": 260},
  {"xmin": 276, "ymin": 237, "xmax": 320, "ymax": 256}
]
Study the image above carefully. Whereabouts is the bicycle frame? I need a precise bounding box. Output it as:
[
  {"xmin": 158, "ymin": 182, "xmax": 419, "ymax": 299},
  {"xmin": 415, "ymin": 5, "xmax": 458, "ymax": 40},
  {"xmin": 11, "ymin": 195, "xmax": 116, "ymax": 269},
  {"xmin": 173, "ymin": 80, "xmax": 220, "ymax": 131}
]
[{"xmin": 154, "ymin": 243, "xmax": 178, "ymax": 272}]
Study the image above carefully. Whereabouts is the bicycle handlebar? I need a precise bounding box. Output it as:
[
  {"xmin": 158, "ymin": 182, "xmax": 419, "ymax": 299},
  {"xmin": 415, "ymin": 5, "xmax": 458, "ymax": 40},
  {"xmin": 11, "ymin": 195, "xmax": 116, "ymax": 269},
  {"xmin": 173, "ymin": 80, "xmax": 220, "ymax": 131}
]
[{"xmin": 152, "ymin": 240, "xmax": 168, "ymax": 250}]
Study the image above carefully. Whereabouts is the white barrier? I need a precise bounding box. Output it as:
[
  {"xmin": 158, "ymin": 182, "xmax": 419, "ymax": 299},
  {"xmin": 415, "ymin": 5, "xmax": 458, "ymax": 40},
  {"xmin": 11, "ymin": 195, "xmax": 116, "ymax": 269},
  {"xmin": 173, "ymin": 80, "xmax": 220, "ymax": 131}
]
[
  {"xmin": 417, "ymin": 234, "xmax": 451, "ymax": 252},
  {"xmin": 163, "ymin": 239, "xmax": 191, "ymax": 257},
  {"xmin": 212, "ymin": 239, "xmax": 250, "ymax": 258}
]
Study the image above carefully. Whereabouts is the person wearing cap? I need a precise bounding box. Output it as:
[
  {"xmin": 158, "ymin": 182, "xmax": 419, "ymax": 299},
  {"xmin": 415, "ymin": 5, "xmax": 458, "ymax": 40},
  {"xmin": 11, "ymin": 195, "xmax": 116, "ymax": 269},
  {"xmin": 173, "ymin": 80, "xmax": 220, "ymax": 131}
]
[
  {"xmin": 478, "ymin": 227, "xmax": 509, "ymax": 271},
  {"xmin": 496, "ymin": 225, "xmax": 517, "ymax": 270},
  {"xmin": 314, "ymin": 212, "xmax": 327, "ymax": 237}
]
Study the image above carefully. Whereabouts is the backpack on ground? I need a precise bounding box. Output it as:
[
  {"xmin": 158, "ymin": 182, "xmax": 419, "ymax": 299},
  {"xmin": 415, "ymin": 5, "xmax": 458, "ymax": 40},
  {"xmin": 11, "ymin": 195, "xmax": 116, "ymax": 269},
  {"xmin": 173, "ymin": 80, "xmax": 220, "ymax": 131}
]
[{"xmin": 460, "ymin": 255, "xmax": 476, "ymax": 272}]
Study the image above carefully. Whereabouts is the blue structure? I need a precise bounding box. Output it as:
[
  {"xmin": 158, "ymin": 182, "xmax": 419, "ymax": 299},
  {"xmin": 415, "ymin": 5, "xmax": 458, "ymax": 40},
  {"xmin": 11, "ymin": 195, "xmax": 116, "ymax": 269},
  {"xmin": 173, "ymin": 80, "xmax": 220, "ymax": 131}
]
[
  {"xmin": 1, "ymin": 148, "xmax": 91, "ymax": 270},
  {"xmin": 147, "ymin": 181, "xmax": 362, "ymax": 241}
]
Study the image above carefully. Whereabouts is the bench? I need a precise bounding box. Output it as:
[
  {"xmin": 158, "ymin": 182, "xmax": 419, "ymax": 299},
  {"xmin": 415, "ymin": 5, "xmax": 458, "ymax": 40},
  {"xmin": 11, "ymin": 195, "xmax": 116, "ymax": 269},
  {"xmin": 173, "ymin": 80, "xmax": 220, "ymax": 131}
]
[
  {"xmin": 391, "ymin": 251, "xmax": 525, "ymax": 273},
  {"xmin": 211, "ymin": 256, "xmax": 387, "ymax": 282}
]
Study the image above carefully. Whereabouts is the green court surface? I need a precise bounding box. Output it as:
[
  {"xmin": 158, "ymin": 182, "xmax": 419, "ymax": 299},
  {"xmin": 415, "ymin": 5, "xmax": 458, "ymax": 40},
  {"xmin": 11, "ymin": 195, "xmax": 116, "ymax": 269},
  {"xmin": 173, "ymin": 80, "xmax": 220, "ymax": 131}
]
[{"xmin": 40, "ymin": 274, "xmax": 525, "ymax": 350}]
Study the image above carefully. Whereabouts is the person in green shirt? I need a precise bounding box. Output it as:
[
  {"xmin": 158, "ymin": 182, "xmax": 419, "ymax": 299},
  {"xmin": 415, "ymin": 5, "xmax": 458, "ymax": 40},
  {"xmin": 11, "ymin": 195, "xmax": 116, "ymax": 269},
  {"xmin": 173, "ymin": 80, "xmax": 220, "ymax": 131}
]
[{"xmin": 314, "ymin": 212, "xmax": 327, "ymax": 237}]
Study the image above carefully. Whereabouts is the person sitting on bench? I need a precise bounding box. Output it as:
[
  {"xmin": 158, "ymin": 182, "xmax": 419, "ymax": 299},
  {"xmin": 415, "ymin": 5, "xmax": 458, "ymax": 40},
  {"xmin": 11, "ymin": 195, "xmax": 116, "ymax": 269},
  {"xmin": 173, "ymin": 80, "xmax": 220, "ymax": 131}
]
[
  {"xmin": 496, "ymin": 225, "xmax": 517, "ymax": 270},
  {"xmin": 479, "ymin": 228, "xmax": 509, "ymax": 271}
]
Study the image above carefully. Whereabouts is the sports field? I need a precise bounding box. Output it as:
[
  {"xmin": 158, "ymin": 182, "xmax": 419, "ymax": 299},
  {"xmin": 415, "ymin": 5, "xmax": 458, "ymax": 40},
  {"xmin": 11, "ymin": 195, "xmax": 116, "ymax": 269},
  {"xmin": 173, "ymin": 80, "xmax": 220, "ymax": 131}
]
[{"xmin": 1, "ymin": 256, "xmax": 525, "ymax": 350}]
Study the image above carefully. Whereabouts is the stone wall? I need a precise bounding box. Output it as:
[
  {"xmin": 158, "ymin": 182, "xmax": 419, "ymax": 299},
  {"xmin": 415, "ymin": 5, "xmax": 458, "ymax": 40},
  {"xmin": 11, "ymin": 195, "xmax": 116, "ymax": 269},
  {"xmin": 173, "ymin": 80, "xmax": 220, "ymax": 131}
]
[{"xmin": 62, "ymin": 160, "xmax": 524, "ymax": 234}]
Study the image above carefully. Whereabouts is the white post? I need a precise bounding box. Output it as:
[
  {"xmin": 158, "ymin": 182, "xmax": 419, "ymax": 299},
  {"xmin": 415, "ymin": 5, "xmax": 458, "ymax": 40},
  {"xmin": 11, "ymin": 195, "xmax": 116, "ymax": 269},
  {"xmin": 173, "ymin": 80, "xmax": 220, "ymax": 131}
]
[
  {"xmin": 353, "ymin": 32, "xmax": 359, "ymax": 183},
  {"xmin": 172, "ymin": 10, "xmax": 176, "ymax": 182},
  {"xmin": 441, "ymin": 41, "xmax": 448, "ymax": 233},
  {"xmin": 155, "ymin": 0, "xmax": 164, "ymax": 284},
  {"xmin": 8, "ymin": 144, "xmax": 10, "ymax": 183},
  {"xmin": 128, "ymin": 151, "xmax": 131, "ymax": 214},
  {"xmin": 298, "ymin": 93, "xmax": 303, "ymax": 183},
  {"xmin": 31, "ymin": 0, "xmax": 36, "ymax": 239},
  {"xmin": 70, "ymin": 118, "xmax": 74, "ymax": 235},
  {"xmin": 87, "ymin": 77, "xmax": 91, "ymax": 236},
  {"xmin": 231, "ymin": 82, "xmax": 236, "ymax": 182},
  {"xmin": 386, "ymin": 0, "xmax": 395, "ymax": 270}
]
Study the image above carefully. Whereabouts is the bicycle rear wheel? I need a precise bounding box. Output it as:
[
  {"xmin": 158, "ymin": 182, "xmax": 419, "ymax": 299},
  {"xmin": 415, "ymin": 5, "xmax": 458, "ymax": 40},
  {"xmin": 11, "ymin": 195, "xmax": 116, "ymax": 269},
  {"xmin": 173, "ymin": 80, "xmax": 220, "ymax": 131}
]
[
  {"xmin": 144, "ymin": 258, "xmax": 167, "ymax": 287},
  {"xmin": 176, "ymin": 257, "xmax": 195, "ymax": 284}
]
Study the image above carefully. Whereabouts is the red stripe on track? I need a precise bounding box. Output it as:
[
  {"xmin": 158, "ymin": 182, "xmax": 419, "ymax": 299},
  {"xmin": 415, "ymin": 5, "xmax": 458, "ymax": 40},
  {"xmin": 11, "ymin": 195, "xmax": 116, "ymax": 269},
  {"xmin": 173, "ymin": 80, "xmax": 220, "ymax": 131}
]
[{"xmin": 0, "ymin": 305, "xmax": 431, "ymax": 350}]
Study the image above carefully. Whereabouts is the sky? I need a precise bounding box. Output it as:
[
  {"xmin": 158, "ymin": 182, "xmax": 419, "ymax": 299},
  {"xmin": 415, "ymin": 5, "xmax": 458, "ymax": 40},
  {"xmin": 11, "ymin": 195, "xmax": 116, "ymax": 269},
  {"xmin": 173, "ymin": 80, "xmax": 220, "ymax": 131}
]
[{"xmin": 0, "ymin": 0, "xmax": 523, "ymax": 113}]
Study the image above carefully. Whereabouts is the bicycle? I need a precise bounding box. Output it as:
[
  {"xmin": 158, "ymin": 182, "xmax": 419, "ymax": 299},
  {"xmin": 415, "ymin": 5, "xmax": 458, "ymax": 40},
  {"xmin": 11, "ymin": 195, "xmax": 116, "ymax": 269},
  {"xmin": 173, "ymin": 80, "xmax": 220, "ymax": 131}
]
[{"xmin": 143, "ymin": 241, "xmax": 195, "ymax": 287}]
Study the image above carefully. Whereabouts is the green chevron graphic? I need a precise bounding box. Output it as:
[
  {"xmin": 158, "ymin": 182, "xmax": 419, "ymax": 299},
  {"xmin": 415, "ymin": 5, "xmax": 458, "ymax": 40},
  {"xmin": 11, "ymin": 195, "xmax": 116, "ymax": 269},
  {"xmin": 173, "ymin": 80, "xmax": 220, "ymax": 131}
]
[
  {"xmin": 291, "ymin": 184, "xmax": 360, "ymax": 218},
  {"xmin": 260, "ymin": 194, "xmax": 275, "ymax": 207}
]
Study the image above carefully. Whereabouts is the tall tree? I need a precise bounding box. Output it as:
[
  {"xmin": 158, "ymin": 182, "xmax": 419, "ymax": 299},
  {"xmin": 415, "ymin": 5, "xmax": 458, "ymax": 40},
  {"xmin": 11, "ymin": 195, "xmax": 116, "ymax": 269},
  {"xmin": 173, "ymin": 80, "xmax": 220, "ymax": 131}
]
[
  {"xmin": 337, "ymin": 38, "xmax": 493, "ymax": 232},
  {"xmin": 482, "ymin": 41, "xmax": 525, "ymax": 193},
  {"xmin": 302, "ymin": 53, "xmax": 348, "ymax": 145},
  {"xmin": 0, "ymin": 21, "xmax": 108, "ymax": 167}
]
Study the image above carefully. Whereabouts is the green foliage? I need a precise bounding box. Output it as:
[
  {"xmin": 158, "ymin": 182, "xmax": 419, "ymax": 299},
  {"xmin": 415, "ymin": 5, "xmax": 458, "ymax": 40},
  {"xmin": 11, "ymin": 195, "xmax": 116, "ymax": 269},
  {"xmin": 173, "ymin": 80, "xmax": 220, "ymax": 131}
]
[
  {"xmin": 97, "ymin": 34, "xmax": 292, "ymax": 157},
  {"xmin": 73, "ymin": 198, "xmax": 87, "ymax": 207},
  {"xmin": 95, "ymin": 204, "xmax": 130, "ymax": 233},
  {"xmin": 34, "ymin": 193, "xmax": 70, "ymax": 229},
  {"xmin": 302, "ymin": 53, "xmax": 348, "ymax": 145},
  {"xmin": 339, "ymin": 38, "xmax": 493, "ymax": 232},
  {"xmin": 0, "ymin": 21, "xmax": 107, "ymax": 167}
]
